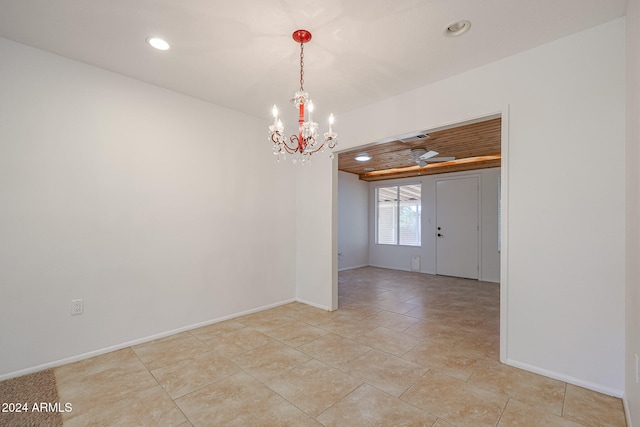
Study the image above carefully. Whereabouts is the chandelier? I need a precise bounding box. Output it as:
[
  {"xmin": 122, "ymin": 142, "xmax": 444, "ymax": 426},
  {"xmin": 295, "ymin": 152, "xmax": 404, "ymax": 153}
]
[{"xmin": 269, "ymin": 30, "xmax": 338, "ymax": 164}]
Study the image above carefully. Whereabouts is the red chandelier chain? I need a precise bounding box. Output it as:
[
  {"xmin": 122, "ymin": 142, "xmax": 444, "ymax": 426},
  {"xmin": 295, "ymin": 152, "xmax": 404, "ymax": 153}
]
[{"xmin": 299, "ymin": 41, "xmax": 305, "ymax": 92}]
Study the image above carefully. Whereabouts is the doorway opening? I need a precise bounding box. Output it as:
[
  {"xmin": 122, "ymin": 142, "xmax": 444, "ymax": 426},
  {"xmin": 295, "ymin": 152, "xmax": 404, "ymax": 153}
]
[{"xmin": 334, "ymin": 109, "xmax": 509, "ymax": 362}]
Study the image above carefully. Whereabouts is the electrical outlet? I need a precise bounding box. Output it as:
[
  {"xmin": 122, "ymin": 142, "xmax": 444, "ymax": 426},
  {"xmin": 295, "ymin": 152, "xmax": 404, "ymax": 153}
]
[{"xmin": 71, "ymin": 299, "xmax": 84, "ymax": 315}]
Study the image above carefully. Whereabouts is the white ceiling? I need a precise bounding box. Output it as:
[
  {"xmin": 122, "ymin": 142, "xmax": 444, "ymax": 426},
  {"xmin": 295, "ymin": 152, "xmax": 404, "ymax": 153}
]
[{"xmin": 0, "ymin": 0, "xmax": 628, "ymax": 123}]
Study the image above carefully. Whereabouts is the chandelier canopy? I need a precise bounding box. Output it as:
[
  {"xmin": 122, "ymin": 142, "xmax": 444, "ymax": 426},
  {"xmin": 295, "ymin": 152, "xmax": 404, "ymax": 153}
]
[{"xmin": 269, "ymin": 30, "xmax": 337, "ymax": 164}]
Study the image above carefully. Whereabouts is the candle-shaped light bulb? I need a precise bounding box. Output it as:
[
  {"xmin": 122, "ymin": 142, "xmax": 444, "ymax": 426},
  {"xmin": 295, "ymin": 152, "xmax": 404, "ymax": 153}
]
[
  {"xmin": 277, "ymin": 119, "xmax": 283, "ymax": 131},
  {"xmin": 272, "ymin": 105, "xmax": 279, "ymax": 128},
  {"xmin": 328, "ymin": 113, "xmax": 335, "ymax": 132},
  {"xmin": 307, "ymin": 101, "xmax": 314, "ymax": 122}
]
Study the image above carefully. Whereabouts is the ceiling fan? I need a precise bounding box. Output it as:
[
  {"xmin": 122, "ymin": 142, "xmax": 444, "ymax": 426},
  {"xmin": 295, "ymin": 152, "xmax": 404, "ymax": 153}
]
[{"xmin": 410, "ymin": 148, "xmax": 456, "ymax": 167}]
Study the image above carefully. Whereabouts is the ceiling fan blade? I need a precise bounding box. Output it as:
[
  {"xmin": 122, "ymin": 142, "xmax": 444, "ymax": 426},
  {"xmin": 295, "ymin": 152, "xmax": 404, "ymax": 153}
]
[
  {"xmin": 417, "ymin": 150, "xmax": 438, "ymax": 161},
  {"xmin": 426, "ymin": 156, "xmax": 456, "ymax": 163}
]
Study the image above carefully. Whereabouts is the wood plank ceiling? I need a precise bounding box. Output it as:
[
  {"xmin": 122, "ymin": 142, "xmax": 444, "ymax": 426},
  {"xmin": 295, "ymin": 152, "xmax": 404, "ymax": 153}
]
[{"xmin": 337, "ymin": 117, "xmax": 501, "ymax": 181}]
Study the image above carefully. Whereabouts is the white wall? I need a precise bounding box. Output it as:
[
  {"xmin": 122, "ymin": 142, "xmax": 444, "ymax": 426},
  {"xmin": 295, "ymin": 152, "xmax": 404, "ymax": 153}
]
[
  {"xmin": 296, "ymin": 158, "xmax": 338, "ymax": 310},
  {"xmin": 626, "ymin": 0, "xmax": 640, "ymax": 423},
  {"xmin": 300, "ymin": 19, "xmax": 625, "ymax": 395},
  {"xmin": 0, "ymin": 38, "xmax": 297, "ymax": 379},
  {"xmin": 367, "ymin": 168, "xmax": 500, "ymax": 283},
  {"xmin": 337, "ymin": 171, "xmax": 369, "ymax": 271}
]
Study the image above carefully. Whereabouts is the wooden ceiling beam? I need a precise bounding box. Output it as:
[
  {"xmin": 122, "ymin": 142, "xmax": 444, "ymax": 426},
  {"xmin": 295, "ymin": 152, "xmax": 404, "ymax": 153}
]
[{"xmin": 358, "ymin": 157, "xmax": 501, "ymax": 182}]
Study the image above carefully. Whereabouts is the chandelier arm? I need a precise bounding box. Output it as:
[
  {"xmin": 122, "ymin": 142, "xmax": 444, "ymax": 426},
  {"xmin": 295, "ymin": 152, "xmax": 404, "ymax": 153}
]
[
  {"xmin": 270, "ymin": 133, "xmax": 284, "ymax": 146},
  {"xmin": 290, "ymin": 134, "xmax": 306, "ymax": 153},
  {"xmin": 281, "ymin": 144, "xmax": 297, "ymax": 154},
  {"xmin": 303, "ymin": 136, "xmax": 316, "ymax": 151},
  {"xmin": 274, "ymin": 134, "xmax": 300, "ymax": 154},
  {"xmin": 303, "ymin": 140, "xmax": 331, "ymax": 155},
  {"xmin": 326, "ymin": 137, "xmax": 338, "ymax": 149},
  {"xmin": 271, "ymin": 132, "xmax": 297, "ymax": 154},
  {"xmin": 306, "ymin": 135, "xmax": 338, "ymax": 154}
]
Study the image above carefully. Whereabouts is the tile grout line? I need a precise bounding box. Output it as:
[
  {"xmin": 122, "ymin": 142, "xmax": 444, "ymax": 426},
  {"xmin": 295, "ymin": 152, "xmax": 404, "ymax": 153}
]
[
  {"xmin": 233, "ymin": 348, "xmax": 342, "ymax": 424},
  {"xmin": 494, "ymin": 396, "xmax": 511, "ymax": 427},
  {"xmin": 312, "ymin": 380, "xmax": 369, "ymax": 424},
  {"xmin": 131, "ymin": 344, "xmax": 194, "ymax": 426}
]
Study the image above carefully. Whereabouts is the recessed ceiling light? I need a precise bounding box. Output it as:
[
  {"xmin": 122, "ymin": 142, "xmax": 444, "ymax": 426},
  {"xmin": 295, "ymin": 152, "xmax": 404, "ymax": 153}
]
[
  {"xmin": 146, "ymin": 37, "xmax": 170, "ymax": 51},
  {"xmin": 355, "ymin": 153, "xmax": 372, "ymax": 162},
  {"xmin": 444, "ymin": 20, "xmax": 471, "ymax": 37}
]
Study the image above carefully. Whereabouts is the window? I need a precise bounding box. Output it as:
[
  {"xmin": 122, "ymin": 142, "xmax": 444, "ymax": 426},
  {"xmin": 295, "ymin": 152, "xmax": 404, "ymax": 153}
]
[{"xmin": 376, "ymin": 184, "xmax": 421, "ymax": 246}]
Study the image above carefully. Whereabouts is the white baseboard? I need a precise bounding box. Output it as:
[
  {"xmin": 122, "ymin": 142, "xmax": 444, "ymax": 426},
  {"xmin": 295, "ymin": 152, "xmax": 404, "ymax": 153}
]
[
  {"xmin": 0, "ymin": 298, "xmax": 297, "ymax": 382},
  {"xmin": 368, "ymin": 263, "xmax": 410, "ymax": 272},
  {"xmin": 295, "ymin": 297, "xmax": 330, "ymax": 311},
  {"xmin": 505, "ymin": 358, "xmax": 624, "ymax": 398},
  {"xmin": 623, "ymin": 395, "xmax": 633, "ymax": 427},
  {"xmin": 368, "ymin": 264, "xmax": 437, "ymax": 275},
  {"xmin": 338, "ymin": 264, "xmax": 369, "ymax": 272}
]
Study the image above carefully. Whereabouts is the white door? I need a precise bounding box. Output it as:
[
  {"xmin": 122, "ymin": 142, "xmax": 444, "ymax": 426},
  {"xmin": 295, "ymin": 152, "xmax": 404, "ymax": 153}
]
[{"xmin": 436, "ymin": 177, "xmax": 479, "ymax": 279}]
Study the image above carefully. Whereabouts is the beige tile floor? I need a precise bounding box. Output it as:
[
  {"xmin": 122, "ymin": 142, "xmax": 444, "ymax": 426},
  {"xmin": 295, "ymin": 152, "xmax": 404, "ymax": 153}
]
[{"xmin": 54, "ymin": 267, "xmax": 627, "ymax": 426}]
